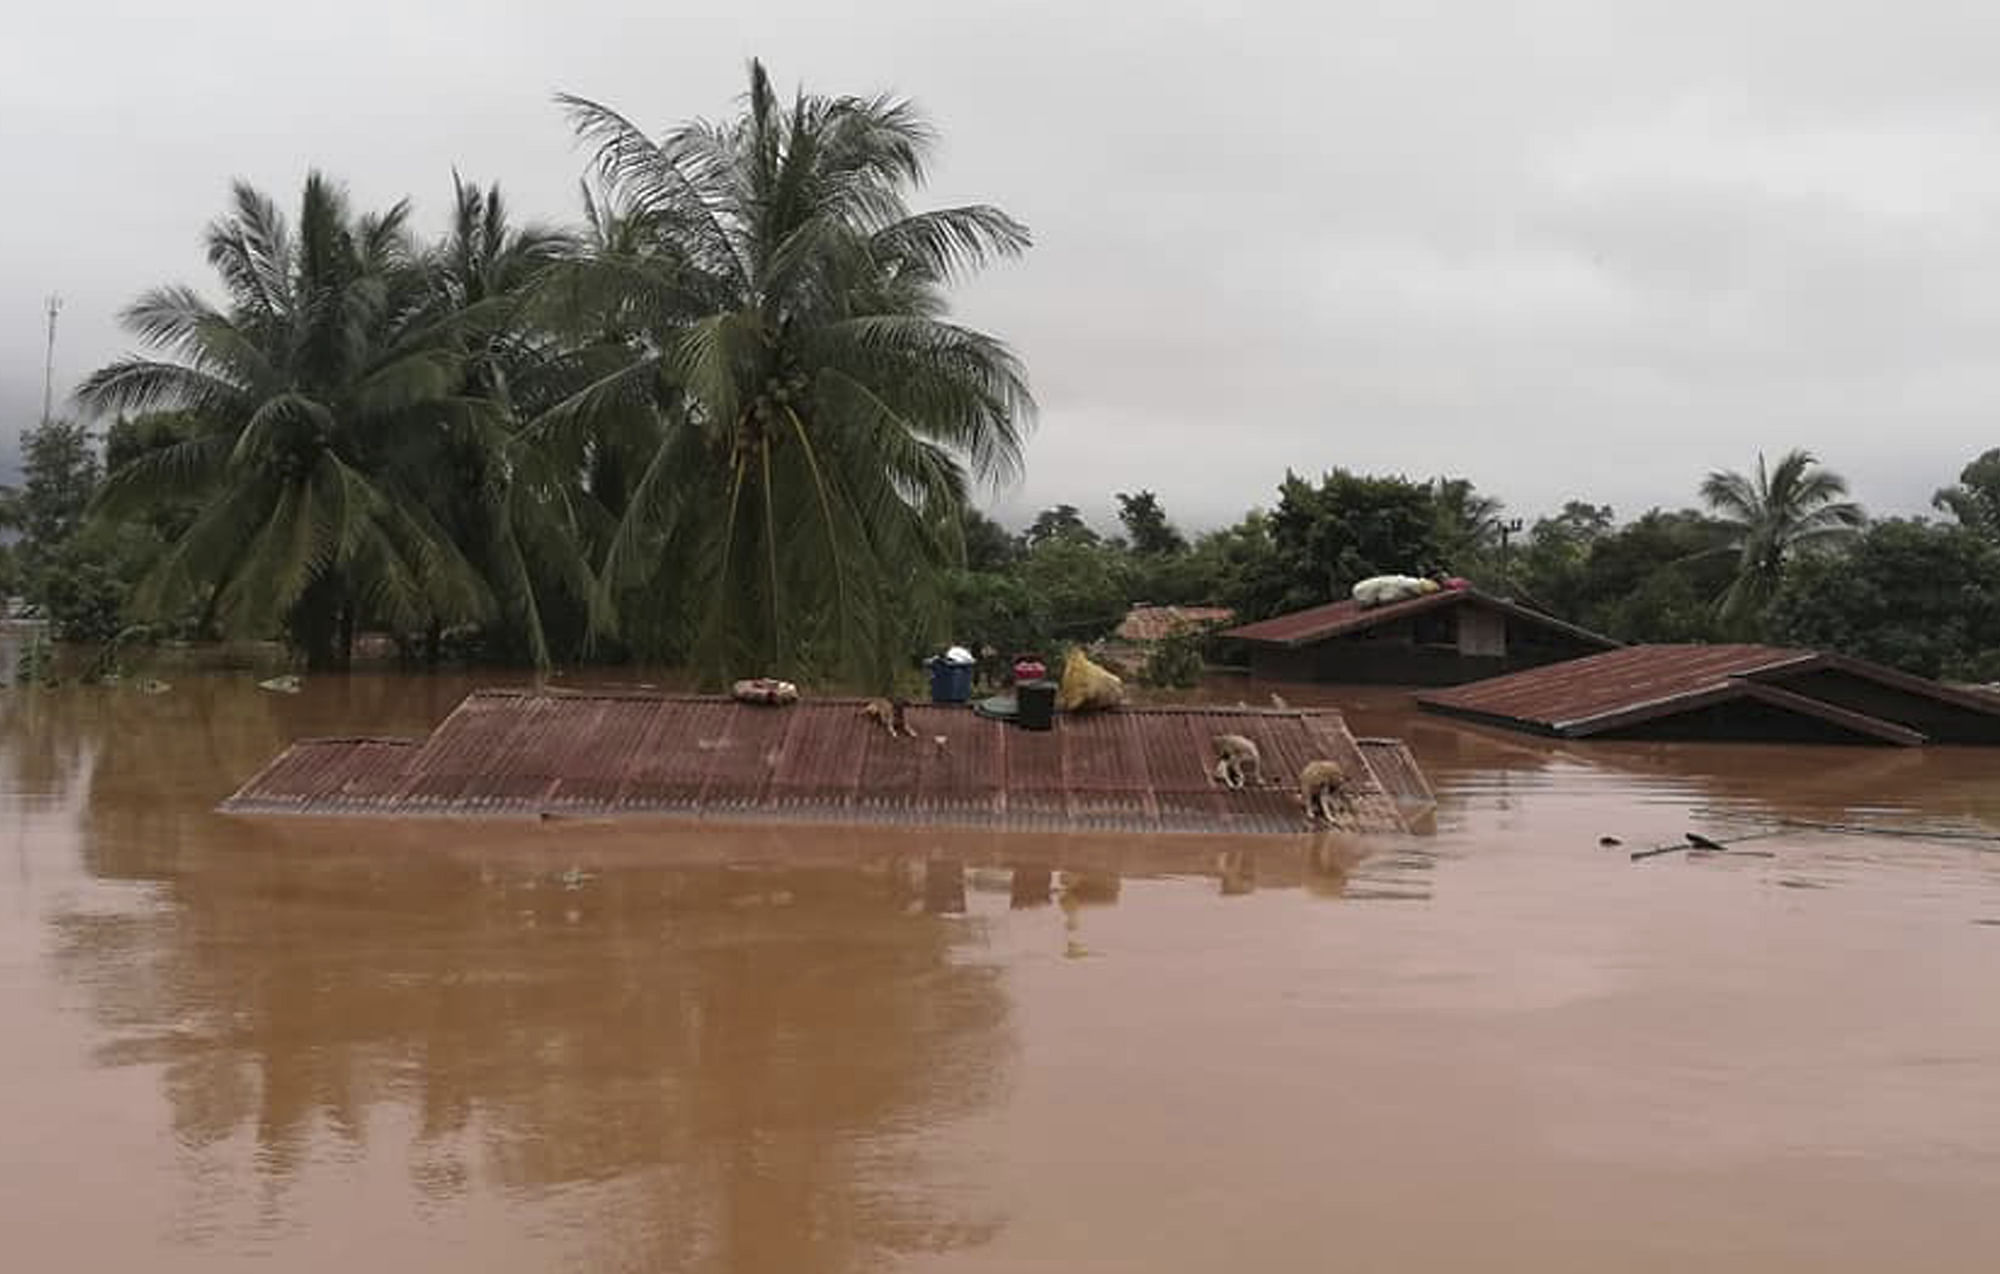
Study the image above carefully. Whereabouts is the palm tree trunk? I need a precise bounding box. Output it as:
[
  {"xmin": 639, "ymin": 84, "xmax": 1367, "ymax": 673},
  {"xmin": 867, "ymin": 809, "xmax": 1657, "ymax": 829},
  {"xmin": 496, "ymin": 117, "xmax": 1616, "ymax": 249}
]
[
  {"xmin": 338, "ymin": 603, "xmax": 356, "ymax": 670},
  {"xmin": 292, "ymin": 574, "xmax": 351, "ymax": 672}
]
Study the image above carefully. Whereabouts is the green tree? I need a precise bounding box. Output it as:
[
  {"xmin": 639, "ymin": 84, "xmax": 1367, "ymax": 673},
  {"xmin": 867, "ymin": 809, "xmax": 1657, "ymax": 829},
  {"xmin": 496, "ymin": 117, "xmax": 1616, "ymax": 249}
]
[
  {"xmin": 1016, "ymin": 536, "xmax": 1133, "ymax": 641},
  {"xmin": 1513, "ymin": 501, "xmax": 1614, "ymax": 616},
  {"xmin": 77, "ymin": 174, "xmax": 495, "ymax": 668},
  {"xmin": 1768, "ymin": 519, "xmax": 2000, "ymax": 679},
  {"xmin": 4, "ymin": 419, "xmax": 100, "ymax": 561},
  {"xmin": 1022, "ymin": 504, "xmax": 1095, "ymax": 548},
  {"xmin": 410, "ymin": 173, "xmax": 599, "ymax": 666},
  {"xmin": 0, "ymin": 419, "xmax": 153, "ymax": 643},
  {"xmin": 1582, "ymin": 509, "xmax": 1735, "ymax": 642},
  {"xmin": 1115, "ymin": 489, "xmax": 1186, "ymax": 556},
  {"xmin": 1933, "ymin": 448, "xmax": 2000, "ymax": 541},
  {"xmin": 959, "ymin": 508, "xmax": 1018, "ymax": 573},
  {"xmin": 1700, "ymin": 449, "xmax": 1864, "ymax": 629},
  {"xmin": 1429, "ymin": 476, "xmax": 1504, "ymax": 577},
  {"xmin": 539, "ymin": 62, "xmax": 1032, "ymax": 685},
  {"xmin": 1234, "ymin": 469, "xmax": 1440, "ymax": 620}
]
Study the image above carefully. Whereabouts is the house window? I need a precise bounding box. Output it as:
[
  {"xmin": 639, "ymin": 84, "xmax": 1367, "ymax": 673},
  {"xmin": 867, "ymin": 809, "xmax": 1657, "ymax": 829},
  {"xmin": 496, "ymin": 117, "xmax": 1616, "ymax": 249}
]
[{"xmin": 1412, "ymin": 610, "xmax": 1456, "ymax": 648}]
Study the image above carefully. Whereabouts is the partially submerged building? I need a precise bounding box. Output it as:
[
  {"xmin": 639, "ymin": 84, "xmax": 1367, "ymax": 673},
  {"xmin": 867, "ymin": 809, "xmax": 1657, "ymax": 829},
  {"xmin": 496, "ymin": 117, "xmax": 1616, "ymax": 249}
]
[
  {"xmin": 1221, "ymin": 588, "xmax": 1618, "ymax": 686},
  {"xmin": 223, "ymin": 689, "xmax": 1434, "ymax": 837},
  {"xmin": 1416, "ymin": 644, "xmax": 2000, "ymax": 745},
  {"xmin": 1095, "ymin": 603, "xmax": 1237, "ymax": 676}
]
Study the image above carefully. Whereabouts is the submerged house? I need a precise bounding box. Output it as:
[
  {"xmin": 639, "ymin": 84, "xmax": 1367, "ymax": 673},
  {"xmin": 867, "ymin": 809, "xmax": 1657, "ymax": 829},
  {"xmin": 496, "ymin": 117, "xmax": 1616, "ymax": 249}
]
[
  {"xmin": 222, "ymin": 689, "xmax": 1433, "ymax": 837},
  {"xmin": 1417, "ymin": 644, "xmax": 2000, "ymax": 745},
  {"xmin": 1221, "ymin": 588, "xmax": 1618, "ymax": 686},
  {"xmin": 1096, "ymin": 604, "xmax": 1236, "ymax": 674}
]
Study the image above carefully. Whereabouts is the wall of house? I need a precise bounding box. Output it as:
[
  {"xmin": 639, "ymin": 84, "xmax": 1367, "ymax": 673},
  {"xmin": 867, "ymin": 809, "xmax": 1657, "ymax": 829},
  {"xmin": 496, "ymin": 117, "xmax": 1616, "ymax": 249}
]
[
  {"xmin": 1595, "ymin": 697, "xmax": 1891, "ymax": 745},
  {"xmin": 1767, "ymin": 668, "xmax": 2000, "ymax": 744}
]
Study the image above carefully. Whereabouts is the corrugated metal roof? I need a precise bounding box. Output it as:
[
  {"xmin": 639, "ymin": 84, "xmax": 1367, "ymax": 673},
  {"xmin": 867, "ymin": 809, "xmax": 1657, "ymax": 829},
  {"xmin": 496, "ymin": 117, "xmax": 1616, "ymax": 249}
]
[
  {"xmin": 1418, "ymin": 644, "xmax": 1806, "ymax": 732},
  {"xmin": 1412, "ymin": 644, "xmax": 2000, "ymax": 743},
  {"xmin": 221, "ymin": 691, "xmax": 1423, "ymax": 838},
  {"xmin": 1355, "ymin": 737, "xmax": 1436, "ymax": 816},
  {"xmin": 1221, "ymin": 588, "xmax": 1618, "ymax": 650}
]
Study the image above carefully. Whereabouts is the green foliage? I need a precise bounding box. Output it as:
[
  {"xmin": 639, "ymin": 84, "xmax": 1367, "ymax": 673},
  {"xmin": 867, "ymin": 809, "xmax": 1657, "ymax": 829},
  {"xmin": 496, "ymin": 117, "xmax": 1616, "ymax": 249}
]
[
  {"xmin": 944, "ymin": 532, "xmax": 1136, "ymax": 659},
  {"xmin": 1233, "ymin": 469, "xmax": 1441, "ymax": 620},
  {"xmin": 1588, "ymin": 513, "xmax": 1736, "ymax": 641},
  {"xmin": 1429, "ymin": 476, "xmax": 1506, "ymax": 580},
  {"xmin": 75, "ymin": 64, "xmax": 1028, "ymax": 682},
  {"xmin": 1116, "ymin": 489, "xmax": 1186, "ymax": 556},
  {"xmin": 4, "ymin": 420, "xmax": 100, "ymax": 554},
  {"xmin": 960, "ymin": 508, "xmax": 1018, "ymax": 573},
  {"xmin": 1700, "ymin": 449, "xmax": 1864, "ymax": 628},
  {"xmin": 1016, "ymin": 536, "xmax": 1134, "ymax": 641},
  {"xmin": 1023, "ymin": 504, "xmax": 1096, "ymax": 548},
  {"xmin": 11, "ymin": 632, "xmax": 54, "ymax": 687},
  {"xmin": 1141, "ymin": 626, "xmax": 1206, "ymax": 688},
  {"xmin": 1767, "ymin": 519, "xmax": 2000, "ymax": 680},
  {"xmin": 31, "ymin": 538, "xmax": 132, "ymax": 643},
  {"xmin": 77, "ymin": 174, "xmax": 509, "ymax": 669},
  {"xmin": 944, "ymin": 569, "xmax": 1044, "ymax": 661},
  {"xmin": 1528, "ymin": 509, "xmax": 1734, "ymax": 643},
  {"xmin": 1512, "ymin": 501, "xmax": 1614, "ymax": 616},
  {"xmin": 1934, "ymin": 448, "xmax": 2000, "ymax": 540},
  {"xmin": 1, "ymin": 417, "xmax": 159, "ymax": 643},
  {"xmin": 535, "ymin": 63, "xmax": 1032, "ymax": 685},
  {"xmin": 57, "ymin": 60, "xmax": 1965, "ymax": 689}
]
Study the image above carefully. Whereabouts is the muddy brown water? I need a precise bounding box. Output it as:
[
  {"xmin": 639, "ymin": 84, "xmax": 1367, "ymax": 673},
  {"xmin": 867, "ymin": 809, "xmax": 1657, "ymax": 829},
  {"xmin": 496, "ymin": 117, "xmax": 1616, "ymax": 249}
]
[{"xmin": 3, "ymin": 673, "xmax": 1999, "ymax": 1272}]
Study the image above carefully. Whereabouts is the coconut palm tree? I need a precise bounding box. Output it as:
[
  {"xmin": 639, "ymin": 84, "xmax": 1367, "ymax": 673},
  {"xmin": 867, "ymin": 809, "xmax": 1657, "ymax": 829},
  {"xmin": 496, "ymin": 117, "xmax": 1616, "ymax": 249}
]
[
  {"xmin": 535, "ymin": 61, "xmax": 1033, "ymax": 683},
  {"xmin": 1700, "ymin": 448, "xmax": 1864, "ymax": 628},
  {"xmin": 76, "ymin": 173, "xmax": 493, "ymax": 668},
  {"xmin": 405, "ymin": 174, "xmax": 603, "ymax": 667},
  {"xmin": 1430, "ymin": 476, "xmax": 1505, "ymax": 573}
]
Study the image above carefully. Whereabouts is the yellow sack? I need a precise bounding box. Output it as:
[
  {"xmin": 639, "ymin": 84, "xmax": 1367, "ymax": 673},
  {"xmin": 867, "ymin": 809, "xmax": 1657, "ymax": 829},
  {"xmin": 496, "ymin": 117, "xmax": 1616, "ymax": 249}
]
[{"xmin": 1056, "ymin": 648, "xmax": 1126, "ymax": 713}]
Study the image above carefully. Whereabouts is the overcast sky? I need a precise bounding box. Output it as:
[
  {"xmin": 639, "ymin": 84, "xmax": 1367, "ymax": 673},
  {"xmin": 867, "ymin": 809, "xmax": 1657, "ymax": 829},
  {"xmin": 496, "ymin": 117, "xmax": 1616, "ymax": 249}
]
[{"xmin": 6, "ymin": 1, "xmax": 2000, "ymax": 532}]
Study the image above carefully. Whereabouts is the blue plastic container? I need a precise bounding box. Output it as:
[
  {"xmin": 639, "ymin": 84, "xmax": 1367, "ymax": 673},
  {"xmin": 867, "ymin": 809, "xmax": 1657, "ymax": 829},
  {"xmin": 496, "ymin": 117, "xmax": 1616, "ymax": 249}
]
[{"xmin": 929, "ymin": 658, "xmax": 974, "ymax": 704}]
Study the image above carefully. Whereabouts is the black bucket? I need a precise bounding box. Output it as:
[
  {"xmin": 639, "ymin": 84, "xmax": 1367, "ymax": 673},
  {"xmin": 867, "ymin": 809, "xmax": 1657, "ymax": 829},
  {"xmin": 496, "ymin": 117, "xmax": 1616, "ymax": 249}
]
[{"xmin": 1016, "ymin": 679, "xmax": 1057, "ymax": 731}]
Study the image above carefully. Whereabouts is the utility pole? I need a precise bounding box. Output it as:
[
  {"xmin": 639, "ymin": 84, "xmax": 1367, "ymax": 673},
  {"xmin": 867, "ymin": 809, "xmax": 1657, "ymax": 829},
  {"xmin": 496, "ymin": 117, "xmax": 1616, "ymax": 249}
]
[
  {"xmin": 1496, "ymin": 517, "xmax": 1525, "ymax": 581},
  {"xmin": 41, "ymin": 294, "xmax": 62, "ymax": 428}
]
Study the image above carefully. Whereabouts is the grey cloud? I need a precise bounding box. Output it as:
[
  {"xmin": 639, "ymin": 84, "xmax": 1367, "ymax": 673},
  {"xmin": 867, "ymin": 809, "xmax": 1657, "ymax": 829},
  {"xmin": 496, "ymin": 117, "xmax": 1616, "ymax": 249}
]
[{"xmin": 5, "ymin": 0, "xmax": 2000, "ymax": 532}]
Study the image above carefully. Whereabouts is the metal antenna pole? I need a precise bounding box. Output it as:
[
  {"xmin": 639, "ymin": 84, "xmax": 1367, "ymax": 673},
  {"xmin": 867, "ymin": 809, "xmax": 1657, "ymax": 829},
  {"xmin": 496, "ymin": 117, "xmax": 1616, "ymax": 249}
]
[{"xmin": 41, "ymin": 294, "xmax": 63, "ymax": 427}]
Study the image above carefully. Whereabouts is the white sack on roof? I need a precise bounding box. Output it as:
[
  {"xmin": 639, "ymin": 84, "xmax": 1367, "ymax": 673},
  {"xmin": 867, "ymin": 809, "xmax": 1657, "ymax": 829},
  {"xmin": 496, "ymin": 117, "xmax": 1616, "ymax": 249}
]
[{"xmin": 1352, "ymin": 575, "xmax": 1440, "ymax": 609}]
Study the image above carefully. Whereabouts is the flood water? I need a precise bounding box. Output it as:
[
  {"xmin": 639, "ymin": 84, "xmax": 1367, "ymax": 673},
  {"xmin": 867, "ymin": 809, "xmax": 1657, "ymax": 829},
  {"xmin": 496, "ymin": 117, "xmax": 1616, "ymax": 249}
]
[{"xmin": 3, "ymin": 672, "xmax": 1999, "ymax": 1272}]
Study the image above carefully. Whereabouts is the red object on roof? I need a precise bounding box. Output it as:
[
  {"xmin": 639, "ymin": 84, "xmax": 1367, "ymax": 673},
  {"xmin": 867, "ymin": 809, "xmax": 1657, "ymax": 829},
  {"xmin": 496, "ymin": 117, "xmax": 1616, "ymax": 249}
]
[
  {"xmin": 1221, "ymin": 588, "xmax": 1617, "ymax": 650},
  {"xmin": 221, "ymin": 690, "xmax": 1429, "ymax": 837},
  {"xmin": 1416, "ymin": 644, "xmax": 2000, "ymax": 744}
]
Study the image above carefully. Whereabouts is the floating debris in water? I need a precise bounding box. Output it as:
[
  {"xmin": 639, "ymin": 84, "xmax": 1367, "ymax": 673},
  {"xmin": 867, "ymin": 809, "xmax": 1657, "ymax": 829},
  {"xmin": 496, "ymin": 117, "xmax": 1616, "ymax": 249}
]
[
  {"xmin": 138, "ymin": 679, "xmax": 172, "ymax": 695},
  {"xmin": 1597, "ymin": 835, "xmax": 1622, "ymax": 848},
  {"xmin": 1632, "ymin": 829, "xmax": 1782, "ymax": 861},
  {"xmin": 257, "ymin": 674, "xmax": 303, "ymax": 694}
]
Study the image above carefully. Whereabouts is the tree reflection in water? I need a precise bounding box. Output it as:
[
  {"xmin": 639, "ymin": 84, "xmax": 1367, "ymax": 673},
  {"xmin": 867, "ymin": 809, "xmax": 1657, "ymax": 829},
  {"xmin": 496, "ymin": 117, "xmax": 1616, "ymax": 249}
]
[{"xmin": 37, "ymin": 680, "xmax": 1014, "ymax": 1271}]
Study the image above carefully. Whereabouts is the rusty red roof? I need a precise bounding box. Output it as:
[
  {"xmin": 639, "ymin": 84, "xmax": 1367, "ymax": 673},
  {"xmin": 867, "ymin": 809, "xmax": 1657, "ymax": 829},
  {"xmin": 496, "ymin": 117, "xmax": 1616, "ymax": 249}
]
[
  {"xmin": 222, "ymin": 690, "xmax": 1424, "ymax": 837},
  {"xmin": 1222, "ymin": 588, "xmax": 1618, "ymax": 650},
  {"xmin": 1415, "ymin": 644, "xmax": 2000, "ymax": 744},
  {"xmin": 1355, "ymin": 737, "xmax": 1436, "ymax": 824},
  {"xmin": 1116, "ymin": 605, "xmax": 1236, "ymax": 643}
]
